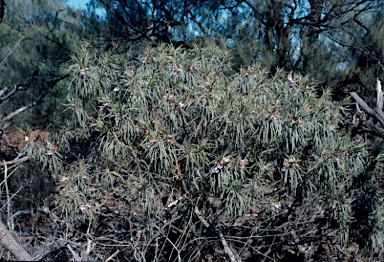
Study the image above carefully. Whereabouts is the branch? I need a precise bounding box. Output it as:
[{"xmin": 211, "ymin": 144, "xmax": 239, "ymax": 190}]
[
  {"xmin": 0, "ymin": 73, "xmax": 70, "ymax": 127},
  {"xmin": 194, "ymin": 206, "xmax": 241, "ymax": 262},
  {"xmin": 67, "ymin": 239, "xmax": 94, "ymax": 262},
  {"xmin": 349, "ymin": 79, "xmax": 384, "ymax": 139},
  {"xmin": 67, "ymin": 244, "xmax": 82, "ymax": 262},
  {"xmin": 377, "ymin": 78, "xmax": 383, "ymax": 112},
  {"xmin": 0, "ymin": 35, "xmax": 27, "ymax": 71},
  {"xmin": 0, "ymin": 96, "xmax": 44, "ymax": 126},
  {"xmin": 0, "ymin": 219, "xmax": 34, "ymax": 261},
  {"xmin": 349, "ymin": 92, "xmax": 375, "ymax": 116},
  {"xmin": 0, "ymin": 83, "xmax": 25, "ymax": 103},
  {"xmin": 0, "ymin": 156, "xmax": 29, "ymax": 166}
]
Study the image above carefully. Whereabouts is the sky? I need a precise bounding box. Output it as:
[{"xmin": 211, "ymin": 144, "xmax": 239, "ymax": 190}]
[{"xmin": 67, "ymin": 0, "xmax": 90, "ymax": 9}]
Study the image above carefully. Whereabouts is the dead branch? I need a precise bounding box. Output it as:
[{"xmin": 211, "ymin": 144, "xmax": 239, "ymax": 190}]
[
  {"xmin": 0, "ymin": 73, "xmax": 70, "ymax": 127},
  {"xmin": 0, "ymin": 35, "xmax": 27, "ymax": 71},
  {"xmin": 0, "ymin": 156, "xmax": 29, "ymax": 166},
  {"xmin": 194, "ymin": 206, "xmax": 241, "ymax": 262},
  {"xmin": 105, "ymin": 250, "xmax": 120, "ymax": 262},
  {"xmin": 67, "ymin": 244, "xmax": 82, "ymax": 262},
  {"xmin": 0, "ymin": 83, "xmax": 25, "ymax": 102},
  {"xmin": 349, "ymin": 79, "xmax": 384, "ymax": 138},
  {"xmin": 0, "ymin": 219, "xmax": 34, "ymax": 261},
  {"xmin": 0, "ymin": 89, "xmax": 51, "ymax": 126},
  {"xmin": 67, "ymin": 239, "xmax": 94, "ymax": 262}
]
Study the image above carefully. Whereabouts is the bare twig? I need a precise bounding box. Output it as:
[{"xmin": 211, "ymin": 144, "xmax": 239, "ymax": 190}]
[
  {"xmin": 67, "ymin": 244, "xmax": 82, "ymax": 262},
  {"xmin": 0, "ymin": 156, "xmax": 29, "ymax": 167},
  {"xmin": 0, "ymin": 83, "xmax": 25, "ymax": 102},
  {"xmin": 194, "ymin": 206, "xmax": 241, "ymax": 262},
  {"xmin": 3, "ymin": 161, "xmax": 12, "ymax": 230},
  {"xmin": 0, "ymin": 94, "xmax": 46, "ymax": 126},
  {"xmin": 0, "ymin": 36, "xmax": 27, "ymax": 71},
  {"xmin": 0, "ymin": 219, "xmax": 34, "ymax": 261},
  {"xmin": 377, "ymin": 79, "xmax": 383, "ymax": 112},
  {"xmin": 349, "ymin": 79, "xmax": 384, "ymax": 138},
  {"xmin": 80, "ymin": 238, "xmax": 93, "ymax": 261},
  {"xmin": 105, "ymin": 250, "xmax": 120, "ymax": 262},
  {"xmin": 67, "ymin": 238, "xmax": 94, "ymax": 262},
  {"xmin": 0, "ymin": 73, "xmax": 70, "ymax": 127}
]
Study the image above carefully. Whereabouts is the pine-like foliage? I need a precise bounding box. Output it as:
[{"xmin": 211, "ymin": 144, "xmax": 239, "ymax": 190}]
[{"xmin": 24, "ymin": 44, "xmax": 384, "ymax": 260}]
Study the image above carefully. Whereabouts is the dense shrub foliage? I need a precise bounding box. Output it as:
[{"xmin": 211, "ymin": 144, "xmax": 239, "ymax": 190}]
[{"xmin": 23, "ymin": 44, "xmax": 384, "ymax": 260}]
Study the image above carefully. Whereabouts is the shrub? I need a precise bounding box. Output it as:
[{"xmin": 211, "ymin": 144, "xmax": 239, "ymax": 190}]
[{"xmin": 25, "ymin": 43, "xmax": 384, "ymax": 260}]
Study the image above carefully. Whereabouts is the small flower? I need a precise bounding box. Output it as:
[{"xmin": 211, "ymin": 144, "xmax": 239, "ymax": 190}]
[
  {"xmin": 80, "ymin": 69, "xmax": 87, "ymax": 75},
  {"xmin": 141, "ymin": 57, "xmax": 147, "ymax": 64},
  {"xmin": 164, "ymin": 94, "xmax": 173, "ymax": 101},
  {"xmin": 59, "ymin": 176, "xmax": 67, "ymax": 183},
  {"xmin": 86, "ymin": 203, "xmax": 92, "ymax": 209},
  {"xmin": 287, "ymin": 73, "xmax": 294, "ymax": 86},
  {"xmin": 179, "ymin": 102, "xmax": 185, "ymax": 108},
  {"xmin": 112, "ymin": 87, "xmax": 120, "ymax": 93},
  {"xmin": 212, "ymin": 168, "xmax": 220, "ymax": 174},
  {"xmin": 150, "ymin": 138, "xmax": 156, "ymax": 144},
  {"xmin": 47, "ymin": 150, "xmax": 53, "ymax": 156},
  {"xmin": 239, "ymin": 159, "xmax": 246, "ymax": 168},
  {"xmin": 329, "ymin": 126, "xmax": 336, "ymax": 131},
  {"xmin": 271, "ymin": 113, "xmax": 279, "ymax": 120},
  {"xmin": 273, "ymin": 202, "xmax": 282, "ymax": 209},
  {"xmin": 167, "ymin": 134, "xmax": 173, "ymax": 139},
  {"xmin": 80, "ymin": 205, "xmax": 86, "ymax": 212},
  {"xmin": 173, "ymin": 66, "xmax": 182, "ymax": 75},
  {"xmin": 298, "ymin": 118, "xmax": 303, "ymax": 127},
  {"xmin": 217, "ymin": 164, "xmax": 224, "ymax": 170},
  {"xmin": 223, "ymin": 157, "xmax": 230, "ymax": 163},
  {"xmin": 24, "ymin": 136, "xmax": 29, "ymax": 142},
  {"xmin": 281, "ymin": 162, "xmax": 290, "ymax": 172},
  {"xmin": 265, "ymin": 113, "xmax": 270, "ymax": 119}
]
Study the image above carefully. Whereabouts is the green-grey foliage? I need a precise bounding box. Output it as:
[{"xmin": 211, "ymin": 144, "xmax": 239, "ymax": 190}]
[
  {"xmin": 28, "ymin": 43, "xmax": 384, "ymax": 260},
  {"xmin": 0, "ymin": 0, "xmax": 87, "ymax": 127}
]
